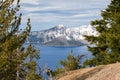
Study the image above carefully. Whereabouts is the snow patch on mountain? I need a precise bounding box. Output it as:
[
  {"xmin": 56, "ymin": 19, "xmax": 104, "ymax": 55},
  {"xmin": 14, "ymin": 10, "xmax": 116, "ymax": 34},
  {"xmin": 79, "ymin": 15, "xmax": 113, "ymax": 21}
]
[{"xmin": 28, "ymin": 25, "xmax": 98, "ymax": 46}]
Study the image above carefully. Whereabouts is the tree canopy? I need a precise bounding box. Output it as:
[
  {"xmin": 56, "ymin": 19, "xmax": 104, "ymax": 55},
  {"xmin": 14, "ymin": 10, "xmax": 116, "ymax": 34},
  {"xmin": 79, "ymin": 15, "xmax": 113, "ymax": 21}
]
[
  {"xmin": 60, "ymin": 52, "xmax": 85, "ymax": 71},
  {"xmin": 0, "ymin": 0, "xmax": 42, "ymax": 79},
  {"xmin": 84, "ymin": 0, "xmax": 120, "ymax": 67}
]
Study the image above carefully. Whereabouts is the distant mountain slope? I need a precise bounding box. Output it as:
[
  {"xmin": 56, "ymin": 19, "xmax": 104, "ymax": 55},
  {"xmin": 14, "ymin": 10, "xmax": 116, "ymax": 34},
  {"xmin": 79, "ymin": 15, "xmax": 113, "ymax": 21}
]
[
  {"xmin": 43, "ymin": 36, "xmax": 84, "ymax": 46},
  {"xmin": 58, "ymin": 62, "xmax": 120, "ymax": 80},
  {"xmin": 27, "ymin": 25, "xmax": 98, "ymax": 46}
]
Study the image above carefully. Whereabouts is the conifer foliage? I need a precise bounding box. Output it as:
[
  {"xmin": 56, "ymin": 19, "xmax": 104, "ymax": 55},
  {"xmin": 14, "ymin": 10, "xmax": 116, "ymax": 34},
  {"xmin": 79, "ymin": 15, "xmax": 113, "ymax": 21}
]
[
  {"xmin": 0, "ymin": 0, "xmax": 42, "ymax": 80},
  {"xmin": 84, "ymin": 0, "xmax": 120, "ymax": 67},
  {"xmin": 60, "ymin": 52, "xmax": 85, "ymax": 71},
  {"xmin": 51, "ymin": 52, "xmax": 85, "ymax": 79}
]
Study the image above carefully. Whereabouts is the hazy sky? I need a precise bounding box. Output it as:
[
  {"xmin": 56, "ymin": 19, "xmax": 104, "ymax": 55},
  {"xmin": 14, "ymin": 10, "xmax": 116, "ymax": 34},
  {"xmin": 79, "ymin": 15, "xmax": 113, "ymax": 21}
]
[{"xmin": 20, "ymin": 0, "xmax": 110, "ymax": 31}]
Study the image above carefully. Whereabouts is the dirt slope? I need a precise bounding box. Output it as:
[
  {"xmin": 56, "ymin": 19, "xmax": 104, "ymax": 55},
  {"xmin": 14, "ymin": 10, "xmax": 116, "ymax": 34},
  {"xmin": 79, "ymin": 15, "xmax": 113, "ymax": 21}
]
[{"xmin": 58, "ymin": 62, "xmax": 120, "ymax": 80}]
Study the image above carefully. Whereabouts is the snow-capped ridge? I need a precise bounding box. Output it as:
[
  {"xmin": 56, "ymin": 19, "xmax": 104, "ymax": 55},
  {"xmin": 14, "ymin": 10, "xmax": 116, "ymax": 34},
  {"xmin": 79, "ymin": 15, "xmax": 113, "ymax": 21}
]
[
  {"xmin": 48, "ymin": 24, "xmax": 66, "ymax": 31},
  {"xmin": 28, "ymin": 25, "xmax": 98, "ymax": 46},
  {"xmin": 56, "ymin": 24, "xmax": 65, "ymax": 29}
]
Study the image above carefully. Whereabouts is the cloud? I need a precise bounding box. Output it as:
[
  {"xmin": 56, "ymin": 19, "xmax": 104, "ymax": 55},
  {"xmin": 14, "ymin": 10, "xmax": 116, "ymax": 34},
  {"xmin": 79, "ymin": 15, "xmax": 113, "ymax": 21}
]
[
  {"xmin": 20, "ymin": 0, "xmax": 39, "ymax": 5},
  {"xmin": 20, "ymin": 0, "xmax": 110, "ymax": 31},
  {"xmin": 22, "ymin": 6, "xmax": 61, "ymax": 12}
]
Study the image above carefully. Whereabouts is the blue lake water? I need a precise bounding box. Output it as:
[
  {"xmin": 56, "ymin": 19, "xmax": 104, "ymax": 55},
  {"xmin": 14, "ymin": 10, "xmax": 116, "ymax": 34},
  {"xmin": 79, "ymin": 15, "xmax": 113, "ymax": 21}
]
[{"xmin": 29, "ymin": 44, "xmax": 92, "ymax": 70}]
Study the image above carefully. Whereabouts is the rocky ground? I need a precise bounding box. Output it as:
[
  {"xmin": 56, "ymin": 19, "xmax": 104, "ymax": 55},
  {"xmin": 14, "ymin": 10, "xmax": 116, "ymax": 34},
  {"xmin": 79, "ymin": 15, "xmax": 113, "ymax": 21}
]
[{"xmin": 58, "ymin": 62, "xmax": 120, "ymax": 80}]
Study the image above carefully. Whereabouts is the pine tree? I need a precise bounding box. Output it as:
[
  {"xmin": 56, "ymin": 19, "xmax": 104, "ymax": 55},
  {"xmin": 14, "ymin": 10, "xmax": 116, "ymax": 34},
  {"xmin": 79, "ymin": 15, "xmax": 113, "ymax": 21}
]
[
  {"xmin": 0, "ymin": 0, "xmax": 42, "ymax": 79},
  {"xmin": 50, "ymin": 52, "xmax": 85, "ymax": 79},
  {"xmin": 84, "ymin": 0, "xmax": 120, "ymax": 67},
  {"xmin": 60, "ymin": 51, "xmax": 85, "ymax": 71}
]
